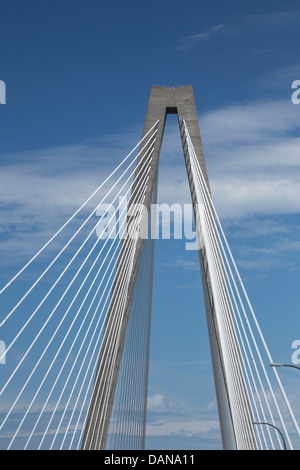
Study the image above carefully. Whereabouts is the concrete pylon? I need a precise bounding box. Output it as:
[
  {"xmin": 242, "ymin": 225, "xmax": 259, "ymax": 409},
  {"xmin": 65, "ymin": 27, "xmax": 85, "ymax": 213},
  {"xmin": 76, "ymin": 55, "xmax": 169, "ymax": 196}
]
[{"xmin": 82, "ymin": 85, "xmax": 255, "ymax": 450}]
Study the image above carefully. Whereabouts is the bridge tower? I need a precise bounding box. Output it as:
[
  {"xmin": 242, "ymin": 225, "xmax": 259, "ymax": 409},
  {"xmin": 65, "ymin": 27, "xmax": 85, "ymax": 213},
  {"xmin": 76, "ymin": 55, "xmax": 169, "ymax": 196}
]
[{"xmin": 81, "ymin": 85, "xmax": 256, "ymax": 450}]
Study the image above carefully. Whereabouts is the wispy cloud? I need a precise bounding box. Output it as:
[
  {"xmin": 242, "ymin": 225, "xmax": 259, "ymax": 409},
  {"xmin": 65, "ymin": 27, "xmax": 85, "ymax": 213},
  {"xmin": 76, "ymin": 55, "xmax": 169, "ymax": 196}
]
[
  {"xmin": 199, "ymin": 99, "xmax": 300, "ymax": 219},
  {"xmin": 176, "ymin": 24, "xmax": 225, "ymax": 51},
  {"xmin": 255, "ymin": 63, "xmax": 300, "ymax": 94},
  {"xmin": 0, "ymin": 129, "xmax": 141, "ymax": 267},
  {"xmin": 162, "ymin": 258, "xmax": 199, "ymax": 270},
  {"xmin": 147, "ymin": 393, "xmax": 188, "ymax": 414},
  {"xmin": 146, "ymin": 418, "xmax": 220, "ymax": 437},
  {"xmin": 245, "ymin": 10, "xmax": 300, "ymax": 29},
  {"xmin": 146, "ymin": 392, "xmax": 220, "ymax": 439},
  {"xmin": 157, "ymin": 97, "xmax": 300, "ymax": 219}
]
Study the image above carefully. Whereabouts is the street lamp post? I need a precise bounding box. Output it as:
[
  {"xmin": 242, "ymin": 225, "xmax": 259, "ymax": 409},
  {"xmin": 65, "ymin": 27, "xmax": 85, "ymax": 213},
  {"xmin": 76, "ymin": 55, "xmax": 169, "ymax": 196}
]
[
  {"xmin": 270, "ymin": 363, "xmax": 300, "ymax": 371},
  {"xmin": 253, "ymin": 422, "xmax": 287, "ymax": 450}
]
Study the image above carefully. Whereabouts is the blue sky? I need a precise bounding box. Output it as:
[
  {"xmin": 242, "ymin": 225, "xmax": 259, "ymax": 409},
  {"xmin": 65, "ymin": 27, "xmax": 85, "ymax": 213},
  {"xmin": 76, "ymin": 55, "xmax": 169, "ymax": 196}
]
[{"xmin": 1, "ymin": 0, "xmax": 300, "ymax": 450}]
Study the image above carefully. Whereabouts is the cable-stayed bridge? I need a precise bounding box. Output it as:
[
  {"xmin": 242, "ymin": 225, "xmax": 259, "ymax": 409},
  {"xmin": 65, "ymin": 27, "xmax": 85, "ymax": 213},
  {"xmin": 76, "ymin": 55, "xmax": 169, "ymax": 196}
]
[{"xmin": 0, "ymin": 85, "xmax": 299, "ymax": 450}]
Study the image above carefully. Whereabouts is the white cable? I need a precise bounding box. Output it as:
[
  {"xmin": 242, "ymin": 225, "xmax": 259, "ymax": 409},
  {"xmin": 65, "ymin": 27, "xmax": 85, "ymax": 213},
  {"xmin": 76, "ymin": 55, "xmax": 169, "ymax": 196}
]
[
  {"xmin": 116, "ymin": 272, "xmax": 144, "ymax": 449},
  {"xmin": 184, "ymin": 123, "xmax": 282, "ymax": 448},
  {"xmin": 195, "ymin": 163, "xmax": 270, "ymax": 449},
  {"xmin": 106, "ymin": 236, "xmax": 151, "ymax": 449},
  {"xmin": 0, "ymin": 145, "xmax": 155, "ymax": 440},
  {"xmin": 185, "ymin": 128, "xmax": 254, "ymax": 448},
  {"xmin": 95, "ymin": 269, "xmax": 132, "ymax": 449},
  {"xmin": 184, "ymin": 134, "xmax": 268, "ymax": 440},
  {"xmin": 0, "ymin": 128, "xmax": 158, "ymax": 330},
  {"xmin": 79, "ymin": 181, "xmax": 149, "ymax": 449},
  {"xmin": 39, "ymin": 160, "xmax": 152, "ymax": 449},
  {"xmin": 0, "ymin": 142, "xmax": 156, "ymax": 400},
  {"xmin": 86, "ymin": 216, "xmax": 141, "ymax": 448},
  {"xmin": 81, "ymin": 229, "xmax": 139, "ymax": 448},
  {"xmin": 20, "ymin": 163, "xmax": 152, "ymax": 450},
  {"xmin": 69, "ymin": 238, "xmax": 136, "ymax": 449},
  {"xmin": 185, "ymin": 129, "xmax": 270, "ymax": 449},
  {"xmin": 94, "ymin": 210, "xmax": 144, "ymax": 450},
  {"xmin": 2, "ymin": 144, "xmax": 154, "ymax": 446},
  {"xmin": 66, "ymin": 228, "xmax": 139, "ymax": 450},
  {"xmin": 0, "ymin": 120, "xmax": 159, "ymax": 297},
  {"xmin": 183, "ymin": 121, "xmax": 296, "ymax": 448},
  {"xmin": 64, "ymin": 165, "xmax": 153, "ymax": 449}
]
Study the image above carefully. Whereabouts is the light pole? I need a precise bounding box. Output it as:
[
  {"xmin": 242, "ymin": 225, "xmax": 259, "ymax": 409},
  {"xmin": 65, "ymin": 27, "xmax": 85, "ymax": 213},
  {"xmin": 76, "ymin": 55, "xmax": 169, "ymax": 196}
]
[
  {"xmin": 253, "ymin": 422, "xmax": 287, "ymax": 450},
  {"xmin": 270, "ymin": 363, "xmax": 300, "ymax": 371}
]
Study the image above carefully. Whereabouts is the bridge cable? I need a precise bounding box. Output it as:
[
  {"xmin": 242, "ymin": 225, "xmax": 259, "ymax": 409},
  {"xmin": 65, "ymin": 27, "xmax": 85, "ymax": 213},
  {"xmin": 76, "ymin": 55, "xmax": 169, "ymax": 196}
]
[
  {"xmin": 79, "ymin": 153, "xmax": 154, "ymax": 448},
  {"xmin": 0, "ymin": 120, "xmax": 159, "ymax": 297},
  {"xmin": 22, "ymin": 149, "xmax": 154, "ymax": 450},
  {"xmin": 0, "ymin": 125, "xmax": 158, "ymax": 449},
  {"xmin": 183, "ymin": 120, "xmax": 299, "ymax": 449}
]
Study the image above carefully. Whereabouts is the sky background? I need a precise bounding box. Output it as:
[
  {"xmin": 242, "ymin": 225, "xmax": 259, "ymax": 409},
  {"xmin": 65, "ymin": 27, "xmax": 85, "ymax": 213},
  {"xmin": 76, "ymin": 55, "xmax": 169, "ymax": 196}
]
[{"xmin": 1, "ymin": 0, "xmax": 300, "ymax": 450}]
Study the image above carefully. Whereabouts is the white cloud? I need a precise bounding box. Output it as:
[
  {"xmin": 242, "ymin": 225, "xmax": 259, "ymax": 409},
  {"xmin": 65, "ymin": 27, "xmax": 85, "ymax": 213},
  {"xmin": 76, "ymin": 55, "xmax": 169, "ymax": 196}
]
[
  {"xmin": 245, "ymin": 10, "xmax": 300, "ymax": 28},
  {"xmin": 147, "ymin": 393, "xmax": 188, "ymax": 415},
  {"xmin": 146, "ymin": 418, "xmax": 220, "ymax": 437},
  {"xmin": 257, "ymin": 63, "xmax": 300, "ymax": 91},
  {"xmin": 146, "ymin": 393, "xmax": 220, "ymax": 438},
  {"xmin": 176, "ymin": 25, "xmax": 225, "ymax": 51},
  {"xmin": 198, "ymin": 99, "xmax": 300, "ymax": 219},
  {"xmin": 199, "ymin": 99, "xmax": 300, "ymax": 146},
  {"xmin": 162, "ymin": 258, "xmax": 199, "ymax": 270},
  {"xmin": 147, "ymin": 393, "xmax": 167, "ymax": 413},
  {"xmin": 0, "ymin": 135, "xmax": 140, "ymax": 266},
  {"xmin": 157, "ymin": 99, "xmax": 300, "ymax": 220}
]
